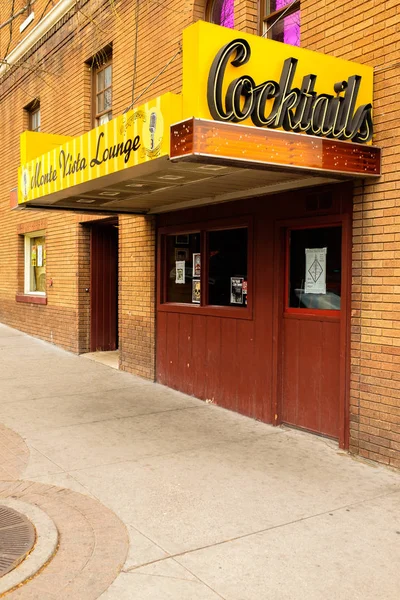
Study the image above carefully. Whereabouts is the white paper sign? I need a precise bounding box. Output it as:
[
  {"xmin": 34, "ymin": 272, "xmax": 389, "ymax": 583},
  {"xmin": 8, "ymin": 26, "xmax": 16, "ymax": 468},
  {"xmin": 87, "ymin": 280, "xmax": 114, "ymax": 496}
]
[
  {"xmin": 230, "ymin": 277, "xmax": 244, "ymax": 304},
  {"xmin": 305, "ymin": 248, "xmax": 327, "ymax": 294},
  {"xmin": 175, "ymin": 261, "xmax": 185, "ymax": 284},
  {"xmin": 37, "ymin": 245, "xmax": 43, "ymax": 267}
]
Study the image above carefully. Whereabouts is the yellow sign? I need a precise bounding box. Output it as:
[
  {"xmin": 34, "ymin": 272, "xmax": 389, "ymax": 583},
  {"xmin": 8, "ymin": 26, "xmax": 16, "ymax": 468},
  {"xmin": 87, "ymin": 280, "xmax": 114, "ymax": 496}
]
[
  {"xmin": 18, "ymin": 22, "xmax": 375, "ymax": 208},
  {"xmin": 18, "ymin": 93, "xmax": 181, "ymax": 205},
  {"xmin": 182, "ymin": 22, "xmax": 374, "ymax": 143}
]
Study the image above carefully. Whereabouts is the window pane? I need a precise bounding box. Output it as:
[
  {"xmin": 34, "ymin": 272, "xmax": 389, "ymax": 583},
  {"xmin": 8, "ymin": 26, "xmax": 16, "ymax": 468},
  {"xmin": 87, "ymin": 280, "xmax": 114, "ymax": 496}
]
[
  {"xmin": 29, "ymin": 236, "xmax": 46, "ymax": 293},
  {"xmin": 288, "ymin": 227, "xmax": 342, "ymax": 311},
  {"xmin": 208, "ymin": 228, "xmax": 248, "ymax": 307},
  {"xmin": 98, "ymin": 112, "xmax": 112, "ymax": 125},
  {"xmin": 269, "ymin": 0, "xmax": 294, "ymax": 12},
  {"xmin": 104, "ymin": 65, "xmax": 112, "ymax": 87},
  {"xmin": 166, "ymin": 233, "xmax": 201, "ymax": 303},
  {"xmin": 269, "ymin": 10, "xmax": 300, "ymax": 46},
  {"xmin": 97, "ymin": 69, "xmax": 105, "ymax": 92},
  {"xmin": 97, "ymin": 92, "xmax": 104, "ymax": 113},
  {"xmin": 210, "ymin": 0, "xmax": 234, "ymax": 28},
  {"xmin": 31, "ymin": 109, "xmax": 40, "ymax": 132},
  {"xmin": 104, "ymin": 88, "xmax": 112, "ymax": 110}
]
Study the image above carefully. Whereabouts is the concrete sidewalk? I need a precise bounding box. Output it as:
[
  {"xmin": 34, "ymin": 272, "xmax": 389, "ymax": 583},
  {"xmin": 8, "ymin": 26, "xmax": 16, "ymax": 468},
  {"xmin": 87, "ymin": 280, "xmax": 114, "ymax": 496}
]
[{"xmin": 0, "ymin": 323, "xmax": 399, "ymax": 599}]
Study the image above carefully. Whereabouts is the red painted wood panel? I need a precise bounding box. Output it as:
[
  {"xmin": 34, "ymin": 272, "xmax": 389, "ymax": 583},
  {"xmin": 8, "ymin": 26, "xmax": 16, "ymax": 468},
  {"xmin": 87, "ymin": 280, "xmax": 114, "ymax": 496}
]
[
  {"xmin": 156, "ymin": 311, "xmax": 168, "ymax": 384},
  {"xmin": 282, "ymin": 318, "xmax": 299, "ymax": 427},
  {"xmin": 235, "ymin": 319, "xmax": 256, "ymax": 417},
  {"xmin": 204, "ymin": 319, "xmax": 222, "ymax": 404},
  {"xmin": 282, "ymin": 316, "xmax": 340, "ymax": 438},
  {"xmin": 298, "ymin": 320, "xmax": 321, "ymax": 431},
  {"xmin": 320, "ymin": 321, "xmax": 341, "ymax": 436},
  {"xmin": 219, "ymin": 319, "xmax": 238, "ymax": 411},
  {"xmin": 252, "ymin": 214, "xmax": 274, "ymax": 422},
  {"xmin": 165, "ymin": 312, "xmax": 180, "ymax": 389},
  {"xmin": 157, "ymin": 313, "xmax": 261, "ymax": 417},
  {"xmin": 191, "ymin": 315, "xmax": 207, "ymax": 399},
  {"xmin": 178, "ymin": 314, "xmax": 193, "ymax": 396},
  {"xmin": 90, "ymin": 224, "xmax": 118, "ymax": 352}
]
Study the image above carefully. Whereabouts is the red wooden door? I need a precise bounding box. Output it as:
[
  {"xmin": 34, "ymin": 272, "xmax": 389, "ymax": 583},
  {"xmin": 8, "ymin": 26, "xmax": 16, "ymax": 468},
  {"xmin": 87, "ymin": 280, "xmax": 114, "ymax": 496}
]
[
  {"xmin": 90, "ymin": 223, "xmax": 118, "ymax": 352},
  {"xmin": 281, "ymin": 223, "xmax": 343, "ymax": 438}
]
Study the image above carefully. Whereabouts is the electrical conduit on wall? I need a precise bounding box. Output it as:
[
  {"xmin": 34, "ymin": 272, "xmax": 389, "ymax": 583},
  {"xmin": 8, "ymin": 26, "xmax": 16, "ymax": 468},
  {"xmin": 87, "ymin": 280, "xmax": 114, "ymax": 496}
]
[{"xmin": 0, "ymin": 0, "xmax": 76, "ymax": 77}]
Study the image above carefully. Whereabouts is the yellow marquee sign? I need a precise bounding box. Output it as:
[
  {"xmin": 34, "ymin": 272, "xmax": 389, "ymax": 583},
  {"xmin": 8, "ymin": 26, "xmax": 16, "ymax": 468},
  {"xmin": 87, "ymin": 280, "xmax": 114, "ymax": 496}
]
[
  {"xmin": 18, "ymin": 93, "xmax": 181, "ymax": 205},
  {"xmin": 18, "ymin": 22, "xmax": 375, "ymax": 207},
  {"xmin": 182, "ymin": 22, "xmax": 374, "ymax": 143}
]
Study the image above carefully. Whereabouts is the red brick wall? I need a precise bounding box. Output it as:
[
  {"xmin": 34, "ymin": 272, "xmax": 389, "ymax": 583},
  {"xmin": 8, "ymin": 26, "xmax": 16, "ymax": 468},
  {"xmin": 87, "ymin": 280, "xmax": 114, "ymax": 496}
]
[
  {"xmin": 119, "ymin": 215, "xmax": 156, "ymax": 379},
  {"xmin": 235, "ymin": 0, "xmax": 259, "ymax": 33},
  {"xmin": 302, "ymin": 0, "xmax": 400, "ymax": 468},
  {"xmin": 0, "ymin": 0, "xmax": 197, "ymax": 356}
]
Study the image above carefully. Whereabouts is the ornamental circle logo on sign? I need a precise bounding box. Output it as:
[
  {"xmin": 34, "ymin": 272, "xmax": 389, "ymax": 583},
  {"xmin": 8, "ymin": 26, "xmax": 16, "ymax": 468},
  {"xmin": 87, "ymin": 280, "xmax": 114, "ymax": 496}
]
[
  {"xmin": 21, "ymin": 168, "xmax": 30, "ymax": 200},
  {"xmin": 142, "ymin": 107, "xmax": 164, "ymax": 158}
]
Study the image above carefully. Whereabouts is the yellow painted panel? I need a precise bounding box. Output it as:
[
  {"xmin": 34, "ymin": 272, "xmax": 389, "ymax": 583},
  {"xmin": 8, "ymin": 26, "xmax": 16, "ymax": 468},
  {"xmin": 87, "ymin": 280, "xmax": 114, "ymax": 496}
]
[
  {"xmin": 182, "ymin": 21, "xmax": 374, "ymax": 140},
  {"xmin": 19, "ymin": 93, "xmax": 182, "ymax": 205},
  {"xmin": 20, "ymin": 131, "xmax": 72, "ymax": 163}
]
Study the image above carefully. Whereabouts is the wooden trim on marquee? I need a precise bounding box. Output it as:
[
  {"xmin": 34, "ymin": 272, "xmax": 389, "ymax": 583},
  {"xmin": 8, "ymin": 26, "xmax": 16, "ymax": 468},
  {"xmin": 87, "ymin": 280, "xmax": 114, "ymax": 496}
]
[{"xmin": 170, "ymin": 118, "xmax": 381, "ymax": 178}]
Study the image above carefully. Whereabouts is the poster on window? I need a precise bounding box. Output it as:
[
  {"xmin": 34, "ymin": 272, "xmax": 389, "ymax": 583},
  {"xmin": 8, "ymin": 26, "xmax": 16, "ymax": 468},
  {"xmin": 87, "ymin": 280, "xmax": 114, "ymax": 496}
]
[
  {"xmin": 175, "ymin": 234, "xmax": 189, "ymax": 245},
  {"xmin": 230, "ymin": 277, "xmax": 244, "ymax": 305},
  {"xmin": 175, "ymin": 248, "xmax": 189, "ymax": 262},
  {"xmin": 242, "ymin": 280, "xmax": 248, "ymax": 306},
  {"xmin": 192, "ymin": 279, "xmax": 201, "ymax": 303},
  {"xmin": 193, "ymin": 253, "xmax": 201, "ymax": 278},
  {"xmin": 31, "ymin": 244, "xmax": 37, "ymax": 267},
  {"xmin": 305, "ymin": 248, "xmax": 327, "ymax": 294},
  {"xmin": 37, "ymin": 245, "xmax": 43, "ymax": 267},
  {"xmin": 175, "ymin": 261, "xmax": 185, "ymax": 284}
]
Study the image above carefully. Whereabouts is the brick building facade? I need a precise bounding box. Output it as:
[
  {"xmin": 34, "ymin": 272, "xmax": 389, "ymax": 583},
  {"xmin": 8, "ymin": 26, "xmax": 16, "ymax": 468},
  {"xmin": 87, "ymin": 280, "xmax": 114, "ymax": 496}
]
[
  {"xmin": 0, "ymin": 0, "xmax": 399, "ymax": 468},
  {"xmin": 301, "ymin": 0, "xmax": 400, "ymax": 467}
]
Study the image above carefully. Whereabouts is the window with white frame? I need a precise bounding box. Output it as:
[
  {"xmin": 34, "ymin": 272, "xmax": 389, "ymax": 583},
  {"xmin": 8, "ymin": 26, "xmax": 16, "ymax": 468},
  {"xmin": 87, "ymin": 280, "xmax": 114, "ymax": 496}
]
[
  {"xmin": 24, "ymin": 231, "xmax": 46, "ymax": 294},
  {"xmin": 30, "ymin": 106, "xmax": 41, "ymax": 132}
]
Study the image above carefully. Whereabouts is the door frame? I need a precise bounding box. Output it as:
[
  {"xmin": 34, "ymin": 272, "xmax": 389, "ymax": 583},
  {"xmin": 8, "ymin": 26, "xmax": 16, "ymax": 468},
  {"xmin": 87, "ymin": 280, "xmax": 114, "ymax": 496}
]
[{"xmin": 272, "ymin": 211, "xmax": 352, "ymax": 449}]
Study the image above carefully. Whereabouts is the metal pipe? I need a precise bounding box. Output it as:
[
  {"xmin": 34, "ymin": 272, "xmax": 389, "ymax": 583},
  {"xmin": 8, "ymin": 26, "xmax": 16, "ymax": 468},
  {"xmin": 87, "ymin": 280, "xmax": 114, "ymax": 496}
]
[{"xmin": 0, "ymin": 0, "xmax": 76, "ymax": 77}]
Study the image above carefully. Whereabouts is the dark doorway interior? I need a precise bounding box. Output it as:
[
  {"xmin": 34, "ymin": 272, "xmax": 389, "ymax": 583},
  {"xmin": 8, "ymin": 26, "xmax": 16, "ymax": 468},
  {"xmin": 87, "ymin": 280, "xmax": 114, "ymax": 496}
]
[{"xmin": 90, "ymin": 220, "xmax": 118, "ymax": 352}]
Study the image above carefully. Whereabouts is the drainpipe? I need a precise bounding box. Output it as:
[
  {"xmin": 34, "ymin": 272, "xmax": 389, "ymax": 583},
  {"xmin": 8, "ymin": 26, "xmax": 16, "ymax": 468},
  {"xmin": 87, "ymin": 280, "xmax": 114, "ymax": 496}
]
[{"xmin": 0, "ymin": 0, "xmax": 76, "ymax": 77}]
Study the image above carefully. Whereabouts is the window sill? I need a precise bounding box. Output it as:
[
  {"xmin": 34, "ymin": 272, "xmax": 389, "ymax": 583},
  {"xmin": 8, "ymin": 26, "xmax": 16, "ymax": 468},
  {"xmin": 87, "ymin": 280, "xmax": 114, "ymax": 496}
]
[
  {"xmin": 158, "ymin": 302, "xmax": 252, "ymax": 320},
  {"xmin": 283, "ymin": 309, "xmax": 340, "ymax": 322},
  {"xmin": 16, "ymin": 293, "xmax": 47, "ymax": 305}
]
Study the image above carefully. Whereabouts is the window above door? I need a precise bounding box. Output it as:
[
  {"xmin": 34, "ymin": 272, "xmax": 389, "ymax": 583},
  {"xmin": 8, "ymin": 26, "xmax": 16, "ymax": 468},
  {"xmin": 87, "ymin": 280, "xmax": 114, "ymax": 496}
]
[
  {"xmin": 206, "ymin": 0, "xmax": 234, "ymax": 28},
  {"xmin": 260, "ymin": 0, "xmax": 300, "ymax": 46}
]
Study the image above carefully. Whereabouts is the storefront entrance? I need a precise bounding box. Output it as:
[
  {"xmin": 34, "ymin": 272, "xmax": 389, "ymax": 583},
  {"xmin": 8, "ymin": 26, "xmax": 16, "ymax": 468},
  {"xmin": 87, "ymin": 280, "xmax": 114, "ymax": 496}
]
[
  {"xmin": 156, "ymin": 186, "xmax": 352, "ymax": 447},
  {"xmin": 90, "ymin": 221, "xmax": 119, "ymax": 352},
  {"xmin": 280, "ymin": 221, "xmax": 345, "ymax": 439}
]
